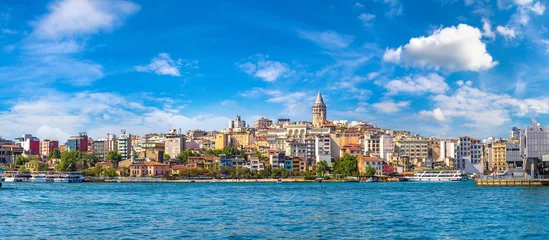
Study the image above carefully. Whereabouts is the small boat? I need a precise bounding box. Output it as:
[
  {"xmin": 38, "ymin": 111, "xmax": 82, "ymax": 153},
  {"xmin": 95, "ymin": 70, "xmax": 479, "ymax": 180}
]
[
  {"xmin": 277, "ymin": 179, "xmax": 282, "ymax": 183},
  {"xmin": 315, "ymin": 178, "xmax": 323, "ymax": 182},
  {"xmin": 31, "ymin": 173, "xmax": 47, "ymax": 183}
]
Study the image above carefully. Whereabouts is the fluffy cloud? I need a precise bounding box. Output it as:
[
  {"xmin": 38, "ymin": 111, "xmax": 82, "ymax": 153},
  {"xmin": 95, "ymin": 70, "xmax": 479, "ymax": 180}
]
[
  {"xmin": 135, "ymin": 53, "xmax": 197, "ymax": 77},
  {"xmin": 529, "ymin": 1, "xmax": 545, "ymax": 15},
  {"xmin": 0, "ymin": 91, "xmax": 229, "ymax": 140},
  {"xmin": 419, "ymin": 83, "xmax": 549, "ymax": 128},
  {"xmin": 372, "ymin": 100, "xmax": 410, "ymax": 113},
  {"xmin": 384, "ymin": 73, "xmax": 449, "ymax": 95},
  {"xmin": 358, "ymin": 13, "xmax": 375, "ymax": 28},
  {"xmin": 496, "ymin": 26, "xmax": 517, "ymax": 39},
  {"xmin": 238, "ymin": 54, "xmax": 290, "ymax": 82},
  {"xmin": 34, "ymin": 0, "xmax": 140, "ymax": 39},
  {"xmin": 298, "ymin": 30, "xmax": 355, "ymax": 49},
  {"xmin": 382, "ymin": 24, "xmax": 497, "ymax": 72},
  {"xmin": 354, "ymin": 2, "xmax": 365, "ymax": 8},
  {"xmin": 241, "ymin": 88, "xmax": 311, "ymax": 117}
]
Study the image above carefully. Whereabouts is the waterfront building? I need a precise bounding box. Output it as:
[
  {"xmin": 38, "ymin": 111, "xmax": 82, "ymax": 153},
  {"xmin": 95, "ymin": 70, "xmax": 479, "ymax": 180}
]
[
  {"xmin": 104, "ymin": 133, "xmax": 118, "ymax": 153},
  {"xmin": 118, "ymin": 131, "xmax": 132, "ymax": 160},
  {"xmin": 228, "ymin": 114, "xmax": 247, "ymax": 129},
  {"xmin": 379, "ymin": 134, "xmax": 394, "ymax": 160},
  {"xmin": 312, "ymin": 91, "xmax": 327, "ymax": 127},
  {"xmin": 330, "ymin": 133, "xmax": 342, "ymax": 159},
  {"xmin": 505, "ymin": 143, "xmax": 520, "ymax": 168},
  {"xmin": 92, "ymin": 139, "xmax": 106, "ymax": 161},
  {"xmin": 292, "ymin": 157, "xmax": 307, "ymax": 173},
  {"xmin": 509, "ymin": 127, "xmax": 521, "ymax": 143},
  {"xmin": 284, "ymin": 158, "xmax": 293, "ymax": 171},
  {"xmin": 358, "ymin": 156, "xmax": 384, "ymax": 175},
  {"xmin": 364, "ymin": 131, "xmax": 381, "ymax": 156},
  {"xmin": 314, "ymin": 134, "xmax": 331, "ymax": 159},
  {"xmin": 66, "ymin": 132, "xmax": 88, "ymax": 152},
  {"xmin": 269, "ymin": 150, "xmax": 284, "ymax": 169},
  {"xmin": 136, "ymin": 150, "xmax": 164, "ymax": 162},
  {"xmin": 492, "ymin": 140, "xmax": 507, "ymax": 172},
  {"xmin": 129, "ymin": 162, "xmax": 169, "ymax": 177},
  {"xmin": 254, "ymin": 117, "xmax": 273, "ymax": 130},
  {"xmin": 40, "ymin": 139, "xmax": 58, "ymax": 157},
  {"xmin": 394, "ymin": 135, "xmax": 429, "ymax": 166},
  {"xmin": 455, "ymin": 136, "xmax": 484, "ymax": 174},
  {"xmin": 164, "ymin": 129, "xmax": 186, "ymax": 159},
  {"xmin": 340, "ymin": 128, "xmax": 361, "ymax": 147},
  {"xmin": 285, "ymin": 139, "xmax": 314, "ymax": 160},
  {"xmin": 188, "ymin": 156, "xmax": 220, "ymax": 170},
  {"xmin": 249, "ymin": 155, "xmax": 265, "ymax": 172},
  {"xmin": 340, "ymin": 144, "xmax": 362, "ymax": 157},
  {"xmin": 15, "ymin": 134, "xmax": 40, "ymax": 155},
  {"xmin": 0, "ymin": 144, "xmax": 23, "ymax": 164},
  {"xmin": 520, "ymin": 119, "xmax": 549, "ymax": 177}
]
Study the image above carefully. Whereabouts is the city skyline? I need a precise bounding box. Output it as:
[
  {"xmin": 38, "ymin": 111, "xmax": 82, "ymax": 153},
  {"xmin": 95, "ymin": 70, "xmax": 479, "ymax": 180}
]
[{"xmin": 1, "ymin": 0, "xmax": 549, "ymax": 141}]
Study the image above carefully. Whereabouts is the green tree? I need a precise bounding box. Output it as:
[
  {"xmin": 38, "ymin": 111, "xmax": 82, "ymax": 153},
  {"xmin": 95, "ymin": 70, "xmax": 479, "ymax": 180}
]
[
  {"xmin": 106, "ymin": 151, "xmax": 122, "ymax": 167},
  {"xmin": 315, "ymin": 160, "xmax": 329, "ymax": 177},
  {"xmin": 333, "ymin": 154, "xmax": 359, "ymax": 177},
  {"xmin": 15, "ymin": 156, "xmax": 30, "ymax": 166},
  {"xmin": 18, "ymin": 165, "xmax": 27, "ymax": 172},
  {"xmin": 102, "ymin": 167, "xmax": 119, "ymax": 177},
  {"xmin": 49, "ymin": 148, "xmax": 62, "ymax": 159},
  {"xmin": 364, "ymin": 165, "xmax": 377, "ymax": 176},
  {"xmin": 164, "ymin": 153, "xmax": 171, "ymax": 160}
]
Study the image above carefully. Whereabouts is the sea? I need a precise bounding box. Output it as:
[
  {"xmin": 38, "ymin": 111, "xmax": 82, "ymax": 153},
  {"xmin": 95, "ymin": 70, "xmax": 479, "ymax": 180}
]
[{"xmin": 2, "ymin": 181, "xmax": 549, "ymax": 239}]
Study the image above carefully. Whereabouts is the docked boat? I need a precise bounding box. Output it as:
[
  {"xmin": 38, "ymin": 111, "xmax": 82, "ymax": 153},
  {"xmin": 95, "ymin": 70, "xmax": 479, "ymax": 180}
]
[
  {"xmin": 0, "ymin": 168, "xmax": 4, "ymax": 187},
  {"xmin": 3, "ymin": 171, "xmax": 31, "ymax": 182},
  {"xmin": 53, "ymin": 172, "xmax": 85, "ymax": 183},
  {"xmin": 405, "ymin": 170, "xmax": 466, "ymax": 182},
  {"xmin": 30, "ymin": 173, "xmax": 48, "ymax": 183}
]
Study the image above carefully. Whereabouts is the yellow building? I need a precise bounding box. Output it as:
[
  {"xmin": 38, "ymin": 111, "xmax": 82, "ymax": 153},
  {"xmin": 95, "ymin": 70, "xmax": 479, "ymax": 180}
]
[
  {"xmin": 230, "ymin": 132, "xmax": 253, "ymax": 148},
  {"xmin": 340, "ymin": 129, "xmax": 360, "ymax": 146},
  {"xmin": 215, "ymin": 133, "xmax": 229, "ymax": 150},
  {"xmin": 492, "ymin": 142, "xmax": 507, "ymax": 171}
]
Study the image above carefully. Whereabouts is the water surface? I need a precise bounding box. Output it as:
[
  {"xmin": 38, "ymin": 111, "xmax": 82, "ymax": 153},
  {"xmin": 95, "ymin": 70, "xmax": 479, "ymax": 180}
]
[{"xmin": 2, "ymin": 182, "xmax": 548, "ymax": 239}]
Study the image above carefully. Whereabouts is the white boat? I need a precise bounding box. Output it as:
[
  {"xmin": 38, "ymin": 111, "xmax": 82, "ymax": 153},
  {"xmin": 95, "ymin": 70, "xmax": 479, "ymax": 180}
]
[
  {"xmin": 31, "ymin": 173, "xmax": 48, "ymax": 183},
  {"xmin": 54, "ymin": 172, "xmax": 85, "ymax": 183},
  {"xmin": 405, "ymin": 170, "xmax": 466, "ymax": 182}
]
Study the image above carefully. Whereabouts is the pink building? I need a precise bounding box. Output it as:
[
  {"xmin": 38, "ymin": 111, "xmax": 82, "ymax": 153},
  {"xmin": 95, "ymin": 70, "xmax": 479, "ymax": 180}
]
[{"xmin": 129, "ymin": 162, "xmax": 170, "ymax": 177}]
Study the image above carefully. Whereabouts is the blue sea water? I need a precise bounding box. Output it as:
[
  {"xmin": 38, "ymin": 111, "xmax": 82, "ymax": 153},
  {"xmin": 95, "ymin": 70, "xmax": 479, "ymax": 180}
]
[{"xmin": 1, "ymin": 181, "xmax": 549, "ymax": 239}]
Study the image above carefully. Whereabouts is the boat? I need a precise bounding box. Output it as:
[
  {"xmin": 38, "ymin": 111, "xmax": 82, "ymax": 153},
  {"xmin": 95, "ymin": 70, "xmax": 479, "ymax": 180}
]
[
  {"xmin": 53, "ymin": 172, "xmax": 85, "ymax": 183},
  {"xmin": 30, "ymin": 173, "xmax": 47, "ymax": 183},
  {"xmin": 0, "ymin": 169, "xmax": 4, "ymax": 187},
  {"xmin": 404, "ymin": 170, "xmax": 466, "ymax": 182}
]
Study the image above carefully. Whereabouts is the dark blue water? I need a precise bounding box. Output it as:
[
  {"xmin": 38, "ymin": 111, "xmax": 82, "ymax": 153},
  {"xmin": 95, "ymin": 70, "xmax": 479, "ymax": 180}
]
[{"xmin": 2, "ymin": 181, "xmax": 549, "ymax": 239}]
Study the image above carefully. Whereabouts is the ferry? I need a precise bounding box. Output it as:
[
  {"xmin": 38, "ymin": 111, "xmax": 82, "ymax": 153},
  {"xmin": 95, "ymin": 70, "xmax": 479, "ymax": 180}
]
[
  {"xmin": 4, "ymin": 171, "xmax": 31, "ymax": 182},
  {"xmin": 405, "ymin": 170, "xmax": 466, "ymax": 182},
  {"xmin": 30, "ymin": 173, "xmax": 48, "ymax": 183},
  {"xmin": 53, "ymin": 172, "xmax": 85, "ymax": 183}
]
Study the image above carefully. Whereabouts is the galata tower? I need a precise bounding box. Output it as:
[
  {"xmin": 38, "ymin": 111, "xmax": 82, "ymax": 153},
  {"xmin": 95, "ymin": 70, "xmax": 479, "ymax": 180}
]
[{"xmin": 312, "ymin": 91, "xmax": 326, "ymax": 127}]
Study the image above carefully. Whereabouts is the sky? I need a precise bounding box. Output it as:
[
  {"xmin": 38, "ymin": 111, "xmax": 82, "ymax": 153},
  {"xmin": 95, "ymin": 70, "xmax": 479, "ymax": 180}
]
[{"xmin": 1, "ymin": 0, "xmax": 549, "ymax": 141}]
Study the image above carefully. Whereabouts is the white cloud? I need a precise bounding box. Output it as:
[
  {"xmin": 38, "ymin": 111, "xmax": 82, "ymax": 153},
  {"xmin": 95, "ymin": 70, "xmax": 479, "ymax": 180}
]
[
  {"xmin": 358, "ymin": 13, "xmax": 375, "ymax": 28},
  {"xmin": 514, "ymin": 0, "xmax": 533, "ymax": 6},
  {"xmin": 384, "ymin": 73, "xmax": 449, "ymax": 95},
  {"xmin": 354, "ymin": 2, "xmax": 365, "ymax": 8},
  {"xmin": 383, "ymin": 24, "xmax": 497, "ymax": 72},
  {"xmin": 482, "ymin": 18, "xmax": 496, "ymax": 39},
  {"xmin": 529, "ymin": 1, "xmax": 545, "ymax": 15},
  {"xmin": 221, "ymin": 100, "xmax": 236, "ymax": 106},
  {"xmin": 372, "ymin": 100, "xmax": 410, "ymax": 113},
  {"xmin": 135, "ymin": 52, "xmax": 196, "ymax": 77},
  {"xmin": 241, "ymin": 88, "xmax": 311, "ymax": 117},
  {"xmin": 541, "ymin": 39, "xmax": 549, "ymax": 53},
  {"xmin": 298, "ymin": 30, "xmax": 355, "ymax": 49},
  {"xmin": 382, "ymin": 47, "xmax": 401, "ymax": 63},
  {"xmin": 419, "ymin": 83, "xmax": 549, "ymax": 128},
  {"xmin": 419, "ymin": 108, "xmax": 447, "ymax": 122},
  {"xmin": 34, "ymin": 0, "xmax": 140, "ymax": 39},
  {"xmin": 0, "ymin": 91, "xmax": 229, "ymax": 140},
  {"xmin": 496, "ymin": 26, "xmax": 517, "ymax": 39},
  {"xmin": 237, "ymin": 54, "xmax": 290, "ymax": 82},
  {"xmin": 383, "ymin": 0, "xmax": 403, "ymax": 17}
]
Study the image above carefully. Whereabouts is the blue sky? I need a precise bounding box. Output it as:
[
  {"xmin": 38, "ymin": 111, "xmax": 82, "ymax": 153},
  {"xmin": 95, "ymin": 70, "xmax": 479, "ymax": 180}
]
[{"xmin": 1, "ymin": 0, "xmax": 549, "ymax": 141}]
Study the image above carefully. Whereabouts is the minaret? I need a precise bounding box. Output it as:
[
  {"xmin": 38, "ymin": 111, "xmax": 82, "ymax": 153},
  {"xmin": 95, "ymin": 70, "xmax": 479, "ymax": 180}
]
[{"xmin": 312, "ymin": 91, "xmax": 327, "ymax": 127}]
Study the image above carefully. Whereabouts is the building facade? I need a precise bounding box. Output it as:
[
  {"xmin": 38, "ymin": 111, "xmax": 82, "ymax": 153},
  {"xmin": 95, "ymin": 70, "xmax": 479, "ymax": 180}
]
[
  {"xmin": 41, "ymin": 139, "xmax": 58, "ymax": 157},
  {"xmin": 254, "ymin": 117, "xmax": 273, "ymax": 130}
]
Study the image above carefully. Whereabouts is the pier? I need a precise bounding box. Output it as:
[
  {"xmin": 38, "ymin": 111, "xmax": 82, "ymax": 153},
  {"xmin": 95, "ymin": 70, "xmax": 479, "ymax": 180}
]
[{"xmin": 475, "ymin": 178, "xmax": 549, "ymax": 187}]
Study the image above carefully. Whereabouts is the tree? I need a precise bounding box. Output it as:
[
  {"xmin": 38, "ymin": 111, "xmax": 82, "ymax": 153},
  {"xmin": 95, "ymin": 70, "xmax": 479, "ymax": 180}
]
[
  {"xmin": 106, "ymin": 151, "xmax": 123, "ymax": 167},
  {"xmin": 15, "ymin": 156, "xmax": 30, "ymax": 166},
  {"xmin": 164, "ymin": 153, "xmax": 171, "ymax": 160},
  {"xmin": 52, "ymin": 148, "xmax": 62, "ymax": 159},
  {"xmin": 364, "ymin": 165, "xmax": 377, "ymax": 176},
  {"xmin": 333, "ymin": 154, "xmax": 359, "ymax": 177},
  {"xmin": 102, "ymin": 167, "xmax": 119, "ymax": 177},
  {"xmin": 315, "ymin": 160, "xmax": 329, "ymax": 177},
  {"xmin": 18, "ymin": 165, "xmax": 27, "ymax": 172}
]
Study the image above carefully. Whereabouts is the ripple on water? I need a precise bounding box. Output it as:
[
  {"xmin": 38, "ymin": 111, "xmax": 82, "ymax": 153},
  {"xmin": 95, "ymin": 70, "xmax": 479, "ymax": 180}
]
[{"xmin": 2, "ymin": 182, "xmax": 549, "ymax": 239}]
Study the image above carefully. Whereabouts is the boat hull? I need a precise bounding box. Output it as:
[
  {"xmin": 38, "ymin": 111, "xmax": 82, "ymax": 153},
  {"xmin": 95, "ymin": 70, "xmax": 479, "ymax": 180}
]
[{"xmin": 406, "ymin": 177, "xmax": 464, "ymax": 182}]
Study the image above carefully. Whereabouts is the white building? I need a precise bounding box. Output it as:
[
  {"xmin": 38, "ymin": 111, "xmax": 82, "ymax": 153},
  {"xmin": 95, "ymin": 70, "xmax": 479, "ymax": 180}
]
[
  {"xmin": 455, "ymin": 136, "xmax": 484, "ymax": 174},
  {"xmin": 228, "ymin": 114, "xmax": 247, "ymax": 129},
  {"xmin": 379, "ymin": 134, "xmax": 394, "ymax": 160}
]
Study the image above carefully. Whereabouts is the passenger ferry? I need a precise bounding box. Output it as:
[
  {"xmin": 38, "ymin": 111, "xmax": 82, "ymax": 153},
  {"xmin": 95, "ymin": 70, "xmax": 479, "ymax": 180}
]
[
  {"xmin": 4, "ymin": 171, "xmax": 31, "ymax": 182},
  {"xmin": 53, "ymin": 172, "xmax": 85, "ymax": 183},
  {"xmin": 405, "ymin": 170, "xmax": 466, "ymax": 182},
  {"xmin": 30, "ymin": 173, "xmax": 48, "ymax": 183}
]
